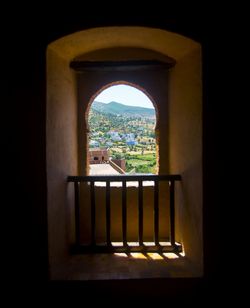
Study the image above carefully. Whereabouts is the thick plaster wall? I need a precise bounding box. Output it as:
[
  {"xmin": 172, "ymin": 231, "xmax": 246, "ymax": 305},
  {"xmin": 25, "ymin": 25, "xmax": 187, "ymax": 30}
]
[
  {"xmin": 169, "ymin": 47, "xmax": 203, "ymax": 273},
  {"xmin": 47, "ymin": 27, "xmax": 202, "ymax": 279},
  {"xmin": 77, "ymin": 69, "xmax": 168, "ymax": 176},
  {"xmin": 46, "ymin": 50, "xmax": 78, "ymax": 277},
  {"xmin": 77, "ymin": 62, "xmax": 169, "ymax": 242}
]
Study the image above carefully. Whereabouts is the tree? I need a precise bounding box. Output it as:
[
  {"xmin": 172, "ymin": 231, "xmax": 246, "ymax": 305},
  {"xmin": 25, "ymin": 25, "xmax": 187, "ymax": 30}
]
[{"xmin": 114, "ymin": 153, "xmax": 124, "ymax": 160}]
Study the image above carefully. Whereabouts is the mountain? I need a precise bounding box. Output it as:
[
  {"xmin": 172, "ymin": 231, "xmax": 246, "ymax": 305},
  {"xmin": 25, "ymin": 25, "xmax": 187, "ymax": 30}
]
[{"xmin": 91, "ymin": 101, "xmax": 155, "ymax": 118}]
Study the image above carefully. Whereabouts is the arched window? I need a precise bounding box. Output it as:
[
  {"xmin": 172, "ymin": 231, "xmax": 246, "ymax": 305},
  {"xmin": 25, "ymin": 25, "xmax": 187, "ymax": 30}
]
[{"xmin": 87, "ymin": 83, "xmax": 158, "ymax": 175}]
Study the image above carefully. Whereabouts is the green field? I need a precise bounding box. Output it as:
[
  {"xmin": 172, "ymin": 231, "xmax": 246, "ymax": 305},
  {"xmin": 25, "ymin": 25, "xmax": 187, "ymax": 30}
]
[{"xmin": 125, "ymin": 153, "xmax": 156, "ymax": 174}]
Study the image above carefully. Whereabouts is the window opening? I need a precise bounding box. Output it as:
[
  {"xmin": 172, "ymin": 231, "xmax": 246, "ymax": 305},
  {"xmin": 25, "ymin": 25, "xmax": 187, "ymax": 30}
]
[{"xmin": 87, "ymin": 83, "xmax": 157, "ymax": 176}]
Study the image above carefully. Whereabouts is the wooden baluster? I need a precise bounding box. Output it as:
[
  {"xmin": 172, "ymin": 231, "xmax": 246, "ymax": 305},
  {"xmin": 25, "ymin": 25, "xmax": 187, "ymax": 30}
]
[
  {"xmin": 74, "ymin": 181, "xmax": 80, "ymax": 246},
  {"xmin": 169, "ymin": 180, "xmax": 175, "ymax": 247},
  {"xmin": 106, "ymin": 181, "xmax": 111, "ymax": 247},
  {"xmin": 90, "ymin": 181, "xmax": 96, "ymax": 246},
  {"xmin": 138, "ymin": 180, "xmax": 143, "ymax": 246},
  {"xmin": 122, "ymin": 180, "xmax": 127, "ymax": 246},
  {"xmin": 154, "ymin": 180, "xmax": 159, "ymax": 246}
]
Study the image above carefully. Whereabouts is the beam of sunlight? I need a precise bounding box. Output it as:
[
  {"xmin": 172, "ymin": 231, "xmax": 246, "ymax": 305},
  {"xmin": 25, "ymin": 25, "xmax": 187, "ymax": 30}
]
[
  {"xmin": 179, "ymin": 244, "xmax": 185, "ymax": 256},
  {"xmin": 111, "ymin": 242, "xmax": 123, "ymax": 247},
  {"xmin": 159, "ymin": 241, "xmax": 181, "ymax": 246},
  {"xmin": 143, "ymin": 242, "xmax": 156, "ymax": 246},
  {"xmin": 111, "ymin": 241, "xmax": 181, "ymax": 247},
  {"xmin": 127, "ymin": 242, "xmax": 140, "ymax": 247},
  {"xmin": 159, "ymin": 241, "xmax": 171, "ymax": 246},
  {"xmin": 147, "ymin": 253, "xmax": 164, "ymax": 260},
  {"xmin": 130, "ymin": 253, "xmax": 147, "ymax": 259},
  {"xmin": 114, "ymin": 253, "xmax": 128, "ymax": 258},
  {"xmin": 163, "ymin": 253, "xmax": 179, "ymax": 259}
]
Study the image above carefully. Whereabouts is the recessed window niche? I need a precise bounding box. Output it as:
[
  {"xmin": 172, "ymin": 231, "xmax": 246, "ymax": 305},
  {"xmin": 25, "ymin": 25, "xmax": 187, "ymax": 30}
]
[{"xmin": 47, "ymin": 27, "xmax": 203, "ymax": 280}]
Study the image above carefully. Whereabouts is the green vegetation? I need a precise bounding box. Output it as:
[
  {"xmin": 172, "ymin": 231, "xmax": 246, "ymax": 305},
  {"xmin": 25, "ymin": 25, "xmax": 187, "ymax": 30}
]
[
  {"xmin": 89, "ymin": 101, "xmax": 157, "ymax": 174},
  {"xmin": 126, "ymin": 154, "xmax": 156, "ymax": 174}
]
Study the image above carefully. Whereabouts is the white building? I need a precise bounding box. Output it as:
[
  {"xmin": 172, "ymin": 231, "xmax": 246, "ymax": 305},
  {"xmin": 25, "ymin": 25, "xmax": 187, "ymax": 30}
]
[{"xmin": 89, "ymin": 140, "xmax": 100, "ymax": 147}]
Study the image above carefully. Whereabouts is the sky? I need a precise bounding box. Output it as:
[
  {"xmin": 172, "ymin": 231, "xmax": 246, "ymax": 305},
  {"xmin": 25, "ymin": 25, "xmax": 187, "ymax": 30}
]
[{"xmin": 94, "ymin": 84, "xmax": 154, "ymax": 109}]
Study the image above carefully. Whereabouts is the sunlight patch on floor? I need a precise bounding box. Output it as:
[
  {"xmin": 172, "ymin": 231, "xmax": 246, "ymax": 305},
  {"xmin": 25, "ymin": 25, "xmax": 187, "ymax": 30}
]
[
  {"xmin": 163, "ymin": 253, "xmax": 179, "ymax": 259},
  {"xmin": 127, "ymin": 242, "xmax": 140, "ymax": 246},
  {"xmin": 158, "ymin": 242, "xmax": 170, "ymax": 246},
  {"xmin": 147, "ymin": 253, "xmax": 164, "ymax": 260},
  {"xmin": 130, "ymin": 253, "xmax": 147, "ymax": 259},
  {"xmin": 114, "ymin": 252, "xmax": 183, "ymax": 260},
  {"xmin": 111, "ymin": 242, "xmax": 123, "ymax": 247},
  {"xmin": 114, "ymin": 253, "xmax": 128, "ymax": 258}
]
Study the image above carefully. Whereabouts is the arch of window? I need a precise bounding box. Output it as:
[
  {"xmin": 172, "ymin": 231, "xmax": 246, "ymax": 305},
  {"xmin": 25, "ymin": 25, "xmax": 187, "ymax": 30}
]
[{"xmin": 86, "ymin": 81, "xmax": 159, "ymax": 175}]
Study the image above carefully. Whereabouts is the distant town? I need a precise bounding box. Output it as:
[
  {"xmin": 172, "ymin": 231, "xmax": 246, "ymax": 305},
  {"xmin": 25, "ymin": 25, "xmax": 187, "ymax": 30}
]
[{"xmin": 88, "ymin": 101, "xmax": 157, "ymax": 174}]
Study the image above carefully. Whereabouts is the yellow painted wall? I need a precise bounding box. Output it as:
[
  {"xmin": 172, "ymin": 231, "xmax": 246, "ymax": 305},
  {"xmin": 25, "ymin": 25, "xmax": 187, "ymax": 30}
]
[
  {"xmin": 79, "ymin": 183, "xmax": 169, "ymax": 243},
  {"xmin": 47, "ymin": 27, "xmax": 202, "ymax": 279},
  {"xmin": 169, "ymin": 47, "xmax": 203, "ymax": 272},
  {"xmin": 46, "ymin": 49, "xmax": 78, "ymax": 273}
]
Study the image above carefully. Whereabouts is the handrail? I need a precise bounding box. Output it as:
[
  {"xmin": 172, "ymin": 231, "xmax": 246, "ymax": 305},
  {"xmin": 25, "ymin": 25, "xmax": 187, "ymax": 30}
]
[
  {"xmin": 67, "ymin": 174, "xmax": 182, "ymax": 254},
  {"xmin": 67, "ymin": 174, "xmax": 181, "ymax": 182}
]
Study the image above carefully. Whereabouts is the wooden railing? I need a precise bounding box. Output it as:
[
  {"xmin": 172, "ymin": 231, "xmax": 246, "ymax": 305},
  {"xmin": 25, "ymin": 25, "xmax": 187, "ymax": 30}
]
[{"xmin": 67, "ymin": 174, "xmax": 182, "ymax": 254}]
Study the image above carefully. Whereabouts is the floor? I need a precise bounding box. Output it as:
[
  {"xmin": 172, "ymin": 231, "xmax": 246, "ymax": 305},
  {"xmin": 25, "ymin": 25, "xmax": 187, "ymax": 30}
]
[
  {"xmin": 90, "ymin": 163, "xmax": 120, "ymax": 175},
  {"xmin": 60, "ymin": 252, "xmax": 198, "ymax": 280}
]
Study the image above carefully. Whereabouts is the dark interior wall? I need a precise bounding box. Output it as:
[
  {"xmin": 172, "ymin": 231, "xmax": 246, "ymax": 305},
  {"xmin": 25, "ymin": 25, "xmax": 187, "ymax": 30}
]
[
  {"xmin": 77, "ymin": 68, "xmax": 170, "ymax": 244},
  {"xmin": 78, "ymin": 69, "xmax": 168, "ymax": 175},
  {"xmin": 9, "ymin": 9, "xmax": 226, "ymax": 302},
  {"xmin": 47, "ymin": 27, "xmax": 202, "ymax": 278}
]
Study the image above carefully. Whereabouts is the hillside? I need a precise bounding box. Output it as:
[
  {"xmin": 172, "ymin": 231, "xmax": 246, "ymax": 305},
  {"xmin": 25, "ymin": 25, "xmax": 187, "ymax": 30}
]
[
  {"xmin": 88, "ymin": 102, "xmax": 157, "ymax": 174},
  {"xmin": 92, "ymin": 101, "xmax": 155, "ymax": 118}
]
